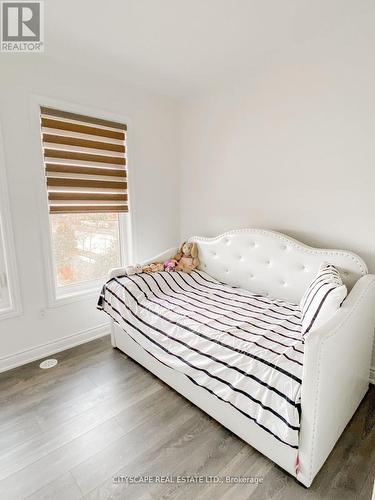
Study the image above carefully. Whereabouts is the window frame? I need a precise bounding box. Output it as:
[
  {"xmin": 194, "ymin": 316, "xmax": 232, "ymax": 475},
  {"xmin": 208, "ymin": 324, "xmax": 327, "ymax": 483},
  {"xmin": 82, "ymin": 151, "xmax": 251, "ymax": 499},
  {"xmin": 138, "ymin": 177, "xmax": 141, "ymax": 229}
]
[
  {"xmin": 49, "ymin": 211, "xmax": 130, "ymax": 300},
  {"xmin": 31, "ymin": 96, "xmax": 135, "ymax": 307},
  {"xmin": 0, "ymin": 124, "xmax": 22, "ymax": 320}
]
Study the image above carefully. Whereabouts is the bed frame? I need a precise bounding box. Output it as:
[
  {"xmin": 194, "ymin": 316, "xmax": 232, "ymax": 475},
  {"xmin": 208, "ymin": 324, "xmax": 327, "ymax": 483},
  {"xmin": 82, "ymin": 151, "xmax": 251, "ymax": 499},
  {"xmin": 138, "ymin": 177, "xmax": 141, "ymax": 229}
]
[{"xmin": 107, "ymin": 229, "xmax": 375, "ymax": 487}]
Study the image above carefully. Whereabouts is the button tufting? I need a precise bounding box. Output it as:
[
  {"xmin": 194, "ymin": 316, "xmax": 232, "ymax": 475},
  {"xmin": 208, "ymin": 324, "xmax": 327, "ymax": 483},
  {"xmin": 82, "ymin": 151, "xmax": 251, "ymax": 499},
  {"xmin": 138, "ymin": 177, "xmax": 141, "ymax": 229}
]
[
  {"xmin": 266, "ymin": 260, "xmax": 271, "ymax": 265},
  {"xmin": 249, "ymin": 273, "xmax": 254, "ymax": 279},
  {"xmin": 225, "ymin": 268, "xmax": 229, "ymax": 273},
  {"xmin": 281, "ymin": 244, "xmax": 287, "ymax": 250}
]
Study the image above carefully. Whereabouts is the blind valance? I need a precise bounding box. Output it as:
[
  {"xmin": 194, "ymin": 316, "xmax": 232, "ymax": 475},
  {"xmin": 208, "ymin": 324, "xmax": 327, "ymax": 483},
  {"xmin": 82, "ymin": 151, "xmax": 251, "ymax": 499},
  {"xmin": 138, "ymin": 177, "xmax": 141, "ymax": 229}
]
[{"xmin": 40, "ymin": 107, "xmax": 128, "ymax": 214}]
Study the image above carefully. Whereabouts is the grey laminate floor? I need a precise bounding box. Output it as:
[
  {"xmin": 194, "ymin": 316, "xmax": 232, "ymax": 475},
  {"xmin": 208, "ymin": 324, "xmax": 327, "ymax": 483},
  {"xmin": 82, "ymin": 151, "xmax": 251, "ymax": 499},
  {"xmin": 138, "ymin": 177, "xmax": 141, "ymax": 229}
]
[{"xmin": 0, "ymin": 336, "xmax": 374, "ymax": 500}]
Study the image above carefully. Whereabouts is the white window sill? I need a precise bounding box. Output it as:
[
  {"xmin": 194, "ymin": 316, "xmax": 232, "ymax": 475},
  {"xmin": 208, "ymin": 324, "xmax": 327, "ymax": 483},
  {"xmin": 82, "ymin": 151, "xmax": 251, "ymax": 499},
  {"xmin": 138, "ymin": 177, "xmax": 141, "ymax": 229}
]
[
  {"xmin": 49, "ymin": 281, "xmax": 105, "ymax": 308},
  {"xmin": 0, "ymin": 305, "xmax": 22, "ymax": 321}
]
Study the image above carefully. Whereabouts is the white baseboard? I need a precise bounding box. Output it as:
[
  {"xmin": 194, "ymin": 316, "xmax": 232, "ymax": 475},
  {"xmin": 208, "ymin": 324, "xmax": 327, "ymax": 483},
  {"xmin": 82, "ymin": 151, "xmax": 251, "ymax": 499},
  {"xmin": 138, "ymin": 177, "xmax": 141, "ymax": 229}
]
[
  {"xmin": 370, "ymin": 367, "xmax": 375, "ymax": 385},
  {"xmin": 0, "ymin": 323, "xmax": 110, "ymax": 374}
]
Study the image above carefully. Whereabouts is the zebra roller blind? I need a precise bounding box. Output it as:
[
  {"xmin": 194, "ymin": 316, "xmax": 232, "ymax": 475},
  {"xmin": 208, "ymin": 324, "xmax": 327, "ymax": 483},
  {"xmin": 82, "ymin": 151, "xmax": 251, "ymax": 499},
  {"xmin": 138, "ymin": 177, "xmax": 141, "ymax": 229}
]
[{"xmin": 40, "ymin": 107, "xmax": 128, "ymax": 214}]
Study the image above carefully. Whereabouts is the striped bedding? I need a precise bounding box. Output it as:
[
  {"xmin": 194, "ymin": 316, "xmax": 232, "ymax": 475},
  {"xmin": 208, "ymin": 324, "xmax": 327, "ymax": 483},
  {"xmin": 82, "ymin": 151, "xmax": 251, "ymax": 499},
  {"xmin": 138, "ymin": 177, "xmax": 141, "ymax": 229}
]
[{"xmin": 98, "ymin": 270, "xmax": 304, "ymax": 449}]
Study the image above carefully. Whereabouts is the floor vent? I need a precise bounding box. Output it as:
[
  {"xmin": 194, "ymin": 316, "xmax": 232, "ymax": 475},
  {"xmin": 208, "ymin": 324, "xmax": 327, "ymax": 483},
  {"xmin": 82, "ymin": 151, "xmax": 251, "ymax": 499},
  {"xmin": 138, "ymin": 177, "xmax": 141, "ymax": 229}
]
[{"xmin": 39, "ymin": 359, "xmax": 58, "ymax": 369}]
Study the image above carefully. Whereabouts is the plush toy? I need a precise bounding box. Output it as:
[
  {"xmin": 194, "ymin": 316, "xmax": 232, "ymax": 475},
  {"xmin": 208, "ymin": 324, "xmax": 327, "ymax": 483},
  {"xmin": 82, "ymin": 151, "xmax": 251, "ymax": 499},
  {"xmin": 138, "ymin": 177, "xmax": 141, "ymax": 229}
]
[
  {"xmin": 142, "ymin": 262, "xmax": 164, "ymax": 273},
  {"xmin": 164, "ymin": 258, "xmax": 178, "ymax": 272},
  {"xmin": 173, "ymin": 241, "xmax": 199, "ymax": 273},
  {"xmin": 129, "ymin": 242, "xmax": 199, "ymax": 275},
  {"xmin": 125, "ymin": 263, "xmax": 143, "ymax": 276}
]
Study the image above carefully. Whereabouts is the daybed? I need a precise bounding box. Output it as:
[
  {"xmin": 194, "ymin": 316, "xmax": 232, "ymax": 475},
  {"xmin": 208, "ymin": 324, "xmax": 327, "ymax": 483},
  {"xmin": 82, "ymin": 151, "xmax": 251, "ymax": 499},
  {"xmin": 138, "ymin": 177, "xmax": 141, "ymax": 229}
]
[{"xmin": 98, "ymin": 229, "xmax": 375, "ymax": 487}]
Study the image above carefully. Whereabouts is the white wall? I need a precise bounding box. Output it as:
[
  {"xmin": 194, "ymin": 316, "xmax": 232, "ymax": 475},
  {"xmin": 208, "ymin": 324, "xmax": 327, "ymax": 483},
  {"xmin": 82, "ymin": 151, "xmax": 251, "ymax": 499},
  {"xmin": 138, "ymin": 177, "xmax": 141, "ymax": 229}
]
[
  {"xmin": 0, "ymin": 57, "xmax": 179, "ymax": 370},
  {"xmin": 179, "ymin": 16, "xmax": 375, "ymax": 374},
  {"xmin": 2, "ymin": 7, "xmax": 375, "ymax": 377}
]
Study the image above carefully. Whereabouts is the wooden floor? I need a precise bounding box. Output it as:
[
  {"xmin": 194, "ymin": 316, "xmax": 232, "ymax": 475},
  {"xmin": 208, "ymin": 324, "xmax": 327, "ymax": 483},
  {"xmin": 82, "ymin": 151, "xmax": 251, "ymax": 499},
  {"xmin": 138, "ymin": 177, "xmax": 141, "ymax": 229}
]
[{"xmin": 0, "ymin": 336, "xmax": 374, "ymax": 500}]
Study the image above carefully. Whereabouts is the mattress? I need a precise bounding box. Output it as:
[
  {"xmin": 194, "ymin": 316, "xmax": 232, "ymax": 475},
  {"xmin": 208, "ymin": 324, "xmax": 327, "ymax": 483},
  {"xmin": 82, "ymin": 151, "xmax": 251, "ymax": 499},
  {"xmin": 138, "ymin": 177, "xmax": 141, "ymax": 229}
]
[{"xmin": 98, "ymin": 270, "xmax": 304, "ymax": 449}]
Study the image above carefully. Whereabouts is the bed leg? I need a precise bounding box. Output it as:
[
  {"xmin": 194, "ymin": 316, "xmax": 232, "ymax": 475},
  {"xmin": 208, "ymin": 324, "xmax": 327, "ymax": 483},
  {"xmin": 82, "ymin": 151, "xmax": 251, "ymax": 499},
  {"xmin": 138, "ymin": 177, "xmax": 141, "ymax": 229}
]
[{"xmin": 110, "ymin": 320, "xmax": 117, "ymax": 348}]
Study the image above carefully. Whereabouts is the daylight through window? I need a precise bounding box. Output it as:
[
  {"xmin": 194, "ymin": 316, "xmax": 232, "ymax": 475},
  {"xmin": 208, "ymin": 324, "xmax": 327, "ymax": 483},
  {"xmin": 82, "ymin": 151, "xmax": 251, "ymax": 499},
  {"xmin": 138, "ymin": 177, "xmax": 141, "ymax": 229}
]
[{"xmin": 39, "ymin": 107, "xmax": 128, "ymax": 291}]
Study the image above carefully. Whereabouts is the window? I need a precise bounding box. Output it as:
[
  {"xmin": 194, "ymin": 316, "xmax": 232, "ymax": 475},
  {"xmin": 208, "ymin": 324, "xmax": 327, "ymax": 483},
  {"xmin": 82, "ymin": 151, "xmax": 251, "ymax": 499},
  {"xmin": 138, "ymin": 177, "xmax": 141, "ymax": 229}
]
[
  {"xmin": 0, "ymin": 220, "xmax": 11, "ymax": 312},
  {"xmin": 51, "ymin": 212, "xmax": 121, "ymax": 286},
  {"xmin": 0, "ymin": 127, "xmax": 21, "ymax": 319},
  {"xmin": 39, "ymin": 107, "xmax": 129, "ymax": 298}
]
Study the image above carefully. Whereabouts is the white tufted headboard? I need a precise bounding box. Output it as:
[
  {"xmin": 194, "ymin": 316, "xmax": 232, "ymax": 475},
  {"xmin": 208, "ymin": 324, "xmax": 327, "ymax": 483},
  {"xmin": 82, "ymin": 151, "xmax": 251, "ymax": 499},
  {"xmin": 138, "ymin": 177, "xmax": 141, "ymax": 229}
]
[{"xmin": 189, "ymin": 229, "xmax": 367, "ymax": 303}]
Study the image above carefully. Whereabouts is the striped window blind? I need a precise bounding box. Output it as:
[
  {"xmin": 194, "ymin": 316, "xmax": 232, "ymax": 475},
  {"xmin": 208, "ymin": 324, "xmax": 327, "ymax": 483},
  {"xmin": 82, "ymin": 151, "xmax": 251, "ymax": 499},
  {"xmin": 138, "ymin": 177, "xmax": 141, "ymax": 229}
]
[{"xmin": 40, "ymin": 107, "xmax": 128, "ymax": 214}]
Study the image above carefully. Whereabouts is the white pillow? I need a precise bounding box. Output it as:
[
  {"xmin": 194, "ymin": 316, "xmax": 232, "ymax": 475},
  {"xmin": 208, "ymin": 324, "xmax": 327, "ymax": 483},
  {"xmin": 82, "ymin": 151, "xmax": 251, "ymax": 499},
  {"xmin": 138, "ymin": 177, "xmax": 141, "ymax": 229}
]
[{"xmin": 300, "ymin": 263, "xmax": 347, "ymax": 336}]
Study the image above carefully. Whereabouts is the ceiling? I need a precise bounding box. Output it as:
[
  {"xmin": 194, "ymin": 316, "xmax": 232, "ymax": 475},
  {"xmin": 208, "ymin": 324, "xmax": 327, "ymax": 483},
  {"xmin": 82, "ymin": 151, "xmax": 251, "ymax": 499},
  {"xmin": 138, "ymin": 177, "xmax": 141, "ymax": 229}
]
[{"xmin": 45, "ymin": 0, "xmax": 372, "ymax": 97}]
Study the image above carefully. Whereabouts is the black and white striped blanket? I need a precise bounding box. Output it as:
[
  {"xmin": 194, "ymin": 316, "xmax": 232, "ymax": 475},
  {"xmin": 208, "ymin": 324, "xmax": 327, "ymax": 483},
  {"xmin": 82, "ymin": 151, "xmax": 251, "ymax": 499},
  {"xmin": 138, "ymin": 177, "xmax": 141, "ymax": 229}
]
[{"xmin": 98, "ymin": 270, "xmax": 304, "ymax": 449}]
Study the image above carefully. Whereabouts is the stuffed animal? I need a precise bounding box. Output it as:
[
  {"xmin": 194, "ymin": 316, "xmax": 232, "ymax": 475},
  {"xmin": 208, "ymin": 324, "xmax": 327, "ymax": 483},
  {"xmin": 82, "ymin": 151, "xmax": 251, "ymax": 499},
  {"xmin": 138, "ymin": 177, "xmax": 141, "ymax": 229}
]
[
  {"xmin": 173, "ymin": 241, "xmax": 199, "ymax": 273},
  {"xmin": 142, "ymin": 262, "xmax": 164, "ymax": 274},
  {"xmin": 125, "ymin": 263, "xmax": 143, "ymax": 276},
  {"xmin": 164, "ymin": 258, "xmax": 178, "ymax": 272}
]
